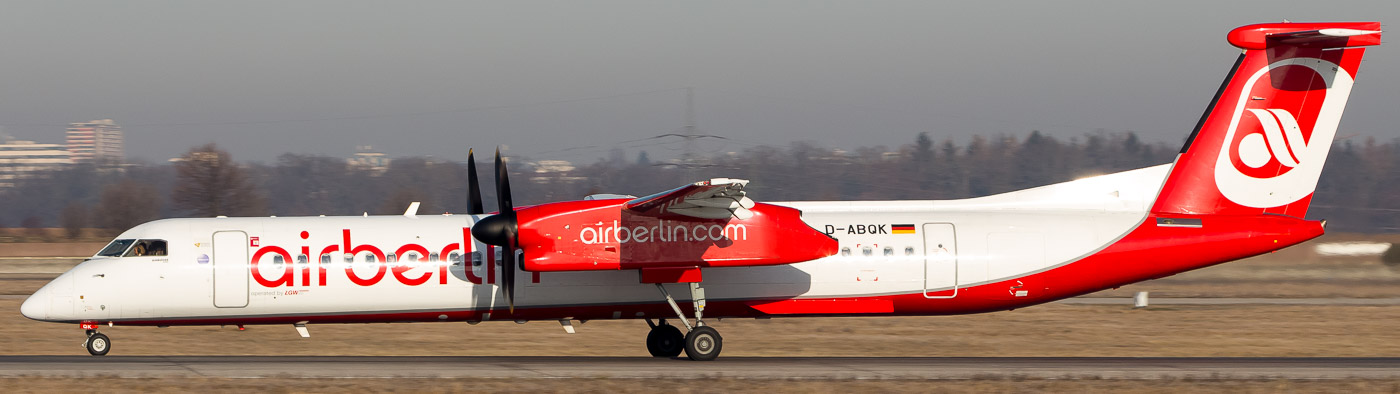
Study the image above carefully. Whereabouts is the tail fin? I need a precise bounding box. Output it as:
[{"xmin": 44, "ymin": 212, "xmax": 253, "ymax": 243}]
[{"xmin": 1152, "ymin": 22, "xmax": 1382, "ymax": 218}]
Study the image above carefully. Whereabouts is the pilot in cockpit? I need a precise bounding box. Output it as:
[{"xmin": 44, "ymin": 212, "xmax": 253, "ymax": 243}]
[
  {"xmin": 125, "ymin": 240, "xmax": 168, "ymax": 257},
  {"xmin": 147, "ymin": 240, "xmax": 167, "ymax": 256}
]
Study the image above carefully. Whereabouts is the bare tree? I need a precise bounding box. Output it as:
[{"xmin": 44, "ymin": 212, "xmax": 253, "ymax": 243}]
[
  {"xmin": 96, "ymin": 180, "xmax": 161, "ymax": 232},
  {"xmin": 60, "ymin": 203, "xmax": 88, "ymax": 239},
  {"xmin": 172, "ymin": 143, "xmax": 266, "ymax": 217},
  {"xmin": 20, "ymin": 216, "xmax": 45, "ymax": 240}
]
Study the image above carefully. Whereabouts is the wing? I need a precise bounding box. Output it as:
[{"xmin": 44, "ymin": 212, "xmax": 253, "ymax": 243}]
[{"xmin": 624, "ymin": 178, "xmax": 756, "ymax": 220}]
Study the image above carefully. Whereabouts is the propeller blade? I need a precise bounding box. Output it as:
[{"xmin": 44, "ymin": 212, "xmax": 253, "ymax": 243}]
[
  {"xmin": 466, "ymin": 149, "xmax": 484, "ymax": 215},
  {"xmin": 494, "ymin": 148, "xmax": 517, "ymax": 313},
  {"xmin": 502, "ymin": 250, "xmax": 516, "ymax": 313},
  {"xmin": 495, "ymin": 148, "xmax": 513, "ymax": 213}
]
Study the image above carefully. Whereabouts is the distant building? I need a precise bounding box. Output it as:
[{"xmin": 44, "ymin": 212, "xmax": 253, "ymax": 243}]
[
  {"xmin": 533, "ymin": 160, "xmax": 576, "ymax": 173},
  {"xmin": 66, "ymin": 119, "xmax": 124, "ymax": 164},
  {"xmin": 0, "ymin": 140, "xmax": 72, "ymax": 188},
  {"xmin": 530, "ymin": 159, "xmax": 586, "ymax": 184},
  {"xmin": 348, "ymin": 145, "xmax": 390, "ymax": 174}
]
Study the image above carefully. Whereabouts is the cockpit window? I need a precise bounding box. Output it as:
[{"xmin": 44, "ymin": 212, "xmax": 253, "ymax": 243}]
[
  {"xmin": 123, "ymin": 239, "xmax": 168, "ymax": 257},
  {"xmin": 97, "ymin": 239, "xmax": 136, "ymax": 257}
]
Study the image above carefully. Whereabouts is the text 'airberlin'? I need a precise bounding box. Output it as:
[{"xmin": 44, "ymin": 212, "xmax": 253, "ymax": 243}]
[{"xmin": 579, "ymin": 220, "xmax": 747, "ymax": 244}]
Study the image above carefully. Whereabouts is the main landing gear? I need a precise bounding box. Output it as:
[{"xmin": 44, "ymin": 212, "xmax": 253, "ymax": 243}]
[
  {"xmin": 649, "ymin": 283, "xmax": 723, "ymax": 361},
  {"xmin": 645, "ymin": 319, "xmax": 684, "ymax": 357},
  {"xmin": 84, "ymin": 329, "xmax": 110, "ymax": 356}
]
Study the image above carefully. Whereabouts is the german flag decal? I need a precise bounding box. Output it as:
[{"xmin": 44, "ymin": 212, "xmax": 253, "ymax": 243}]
[{"xmin": 892, "ymin": 224, "xmax": 916, "ymax": 234}]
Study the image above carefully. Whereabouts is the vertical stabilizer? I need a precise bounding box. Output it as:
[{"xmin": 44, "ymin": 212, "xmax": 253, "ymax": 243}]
[{"xmin": 1152, "ymin": 22, "xmax": 1381, "ymax": 218}]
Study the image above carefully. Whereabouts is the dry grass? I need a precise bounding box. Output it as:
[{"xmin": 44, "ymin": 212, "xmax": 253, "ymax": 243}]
[
  {"xmin": 4, "ymin": 299, "xmax": 1400, "ymax": 358},
  {"xmin": 1087, "ymin": 280, "xmax": 1400, "ymax": 298},
  {"xmin": 0, "ymin": 228, "xmax": 113, "ymax": 244},
  {"xmin": 5, "ymin": 376, "xmax": 1400, "ymax": 394}
]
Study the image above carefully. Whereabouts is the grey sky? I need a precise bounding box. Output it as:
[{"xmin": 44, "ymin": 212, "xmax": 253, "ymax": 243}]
[{"xmin": 1, "ymin": 1, "xmax": 1396, "ymax": 164}]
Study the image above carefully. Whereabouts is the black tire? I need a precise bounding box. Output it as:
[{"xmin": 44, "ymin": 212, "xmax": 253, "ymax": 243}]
[
  {"xmin": 86, "ymin": 333, "xmax": 110, "ymax": 356},
  {"xmin": 646, "ymin": 324, "xmax": 685, "ymax": 357},
  {"xmin": 683, "ymin": 325, "xmax": 722, "ymax": 361}
]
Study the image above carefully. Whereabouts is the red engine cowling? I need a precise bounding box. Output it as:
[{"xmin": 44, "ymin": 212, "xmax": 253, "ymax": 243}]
[{"xmin": 513, "ymin": 199, "xmax": 837, "ymax": 272}]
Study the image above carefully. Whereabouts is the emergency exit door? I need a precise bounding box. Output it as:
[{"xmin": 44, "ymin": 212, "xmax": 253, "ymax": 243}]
[
  {"xmin": 922, "ymin": 223, "xmax": 958, "ymax": 298},
  {"xmin": 212, "ymin": 231, "xmax": 249, "ymax": 308}
]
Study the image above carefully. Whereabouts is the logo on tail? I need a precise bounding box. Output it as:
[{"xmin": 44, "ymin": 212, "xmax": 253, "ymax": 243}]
[
  {"xmin": 1214, "ymin": 58, "xmax": 1353, "ymax": 208},
  {"xmin": 1237, "ymin": 108, "xmax": 1304, "ymax": 169}
]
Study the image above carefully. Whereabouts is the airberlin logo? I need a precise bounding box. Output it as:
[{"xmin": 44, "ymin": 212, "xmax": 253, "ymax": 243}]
[
  {"xmin": 1236, "ymin": 108, "xmax": 1308, "ymax": 170},
  {"xmin": 579, "ymin": 220, "xmax": 747, "ymax": 245},
  {"xmin": 1214, "ymin": 57, "xmax": 1353, "ymax": 208},
  {"xmin": 249, "ymin": 229, "xmax": 477, "ymax": 288}
]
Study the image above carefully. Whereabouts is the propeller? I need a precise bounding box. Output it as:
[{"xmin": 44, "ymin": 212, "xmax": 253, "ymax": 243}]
[
  {"xmin": 470, "ymin": 148, "xmax": 518, "ymax": 313},
  {"xmin": 466, "ymin": 149, "xmax": 484, "ymax": 215}
]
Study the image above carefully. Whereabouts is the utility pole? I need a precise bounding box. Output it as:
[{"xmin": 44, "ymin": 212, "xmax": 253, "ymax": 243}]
[{"xmin": 683, "ymin": 87, "xmax": 699, "ymax": 180}]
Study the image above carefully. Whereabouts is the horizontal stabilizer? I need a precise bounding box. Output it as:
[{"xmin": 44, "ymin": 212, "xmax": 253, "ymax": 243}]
[{"xmin": 1227, "ymin": 22, "xmax": 1381, "ymax": 49}]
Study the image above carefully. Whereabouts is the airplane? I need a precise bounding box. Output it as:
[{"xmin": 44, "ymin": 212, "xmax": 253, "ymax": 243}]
[{"xmin": 20, "ymin": 22, "xmax": 1382, "ymax": 360}]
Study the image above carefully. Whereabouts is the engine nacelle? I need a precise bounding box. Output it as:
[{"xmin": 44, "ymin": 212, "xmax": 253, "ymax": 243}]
[{"xmin": 514, "ymin": 199, "xmax": 837, "ymax": 272}]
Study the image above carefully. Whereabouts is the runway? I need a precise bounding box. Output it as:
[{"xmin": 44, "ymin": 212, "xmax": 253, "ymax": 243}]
[
  {"xmin": 10, "ymin": 294, "xmax": 1400, "ymax": 305},
  {"xmin": 1061, "ymin": 297, "xmax": 1400, "ymax": 305},
  {"xmin": 2, "ymin": 356, "xmax": 1398, "ymax": 379}
]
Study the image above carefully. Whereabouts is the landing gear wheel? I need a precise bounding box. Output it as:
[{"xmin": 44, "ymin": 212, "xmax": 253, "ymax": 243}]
[
  {"xmin": 646, "ymin": 324, "xmax": 685, "ymax": 358},
  {"xmin": 683, "ymin": 326, "xmax": 722, "ymax": 361},
  {"xmin": 85, "ymin": 333, "xmax": 110, "ymax": 356}
]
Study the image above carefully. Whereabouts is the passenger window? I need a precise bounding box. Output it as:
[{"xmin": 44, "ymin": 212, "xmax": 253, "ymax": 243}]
[
  {"xmin": 429, "ymin": 252, "xmax": 440, "ymax": 262},
  {"xmin": 387, "ymin": 253, "xmax": 397, "ymax": 263},
  {"xmin": 320, "ymin": 254, "xmax": 332, "ymax": 265},
  {"xmin": 272, "ymin": 255, "xmax": 285, "ymax": 264},
  {"xmin": 905, "ymin": 247, "xmax": 915, "ymax": 256},
  {"xmin": 297, "ymin": 254, "xmax": 308, "ymax": 264},
  {"xmin": 364, "ymin": 253, "xmax": 377, "ymax": 263},
  {"xmin": 861, "ymin": 246, "xmax": 873, "ymax": 257},
  {"xmin": 883, "ymin": 247, "xmax": 894, "ymax": 256},
  {"xmin": 468, "ymin": 251, "xmax": 480, "ymax": 267},
  {"xmin": 840, "ymin": 247, "xmax": 851, "ymax": 257}
]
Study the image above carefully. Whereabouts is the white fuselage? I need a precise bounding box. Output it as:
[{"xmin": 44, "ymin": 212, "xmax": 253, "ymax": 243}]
[{"xmin": 22, "ymin": 165, "xmax": 1168, "ymax": 324}]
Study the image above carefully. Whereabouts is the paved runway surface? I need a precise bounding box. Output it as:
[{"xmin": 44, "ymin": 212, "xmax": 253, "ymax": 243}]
[
  {"xmin": 1061, "ymin": 297, "xmax": 1400, "ymax": 305},
  {"xmin": 11, "ymin": 294, "xmax": 1400, "ymax": 305},
  {"xmin": 2, "ymin": 356, "xmax": 1398, "ymax": 379}
]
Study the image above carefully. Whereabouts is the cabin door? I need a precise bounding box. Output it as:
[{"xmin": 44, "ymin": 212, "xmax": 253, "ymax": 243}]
[
  {"xmin": 212, "ymin": 231, "xmax": 250, "ymax": 308},
  {"xmin": 922, "ymin": 223, "xmax": 959, "ymax": 299}
]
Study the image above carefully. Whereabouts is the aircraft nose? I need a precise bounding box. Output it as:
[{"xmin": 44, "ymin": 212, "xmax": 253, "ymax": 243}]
[{"xmin": 20, "ymin": 287, "xmax": 49, "ymax": 320}]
